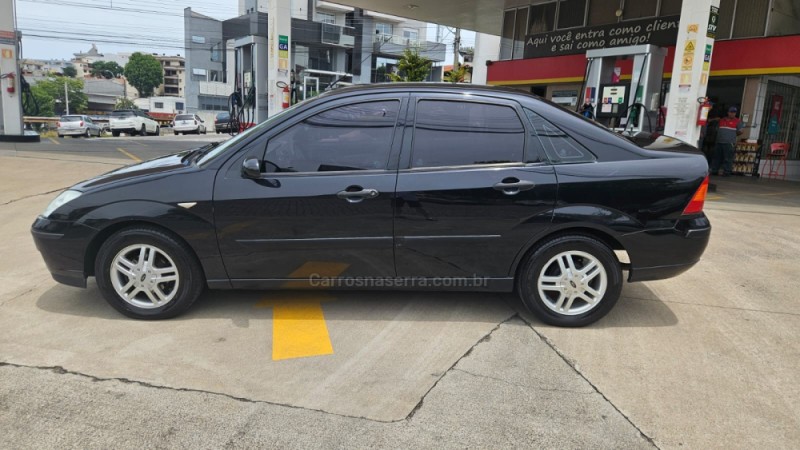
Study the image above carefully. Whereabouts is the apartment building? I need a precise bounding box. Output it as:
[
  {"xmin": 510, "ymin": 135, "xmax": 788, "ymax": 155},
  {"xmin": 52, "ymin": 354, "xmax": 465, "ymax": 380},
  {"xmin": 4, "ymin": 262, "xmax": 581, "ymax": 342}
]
[{"xmin": 154, "ymin": 54, "xmax": 186, "ymax": 97}]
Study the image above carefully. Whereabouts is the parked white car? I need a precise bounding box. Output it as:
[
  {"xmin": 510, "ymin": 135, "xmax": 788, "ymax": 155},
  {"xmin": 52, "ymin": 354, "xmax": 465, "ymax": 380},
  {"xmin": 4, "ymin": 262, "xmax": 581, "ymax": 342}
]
[
  {"xmin": 172, "ymin": 114, "xmax": 207, "ymax": 135},
  {"xmin": 109, "ymin": 109, "xmax": 160, "ymax": 137},
  {"xmin": 57, "ymin": 115, "xmax": 102, "ymax": 138}
]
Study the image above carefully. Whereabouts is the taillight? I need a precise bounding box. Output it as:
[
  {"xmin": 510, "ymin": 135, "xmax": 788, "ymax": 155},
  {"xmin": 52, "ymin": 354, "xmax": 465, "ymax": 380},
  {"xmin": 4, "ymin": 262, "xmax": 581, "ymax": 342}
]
[
  {"xmin": 80, "ymin": 121, "xmax": 84, "ymax": 127},
  {"xmin": 57, "ymin": 122, "xmax": 61, "ymax": 127},
  {"xmin": 683, "ymin": 176, "xmax": 709, "ymax": 215},
  {"xmin": 194, "ymin": 120, "xmax": 197, "ymax": 125}
]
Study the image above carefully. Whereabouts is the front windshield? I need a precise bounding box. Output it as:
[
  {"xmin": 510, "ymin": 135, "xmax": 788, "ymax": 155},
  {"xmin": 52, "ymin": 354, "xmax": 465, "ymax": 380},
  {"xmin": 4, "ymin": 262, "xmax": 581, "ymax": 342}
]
[{"xmin": 196, "ymin": 102, "xmax": 307, "ymax": 166}]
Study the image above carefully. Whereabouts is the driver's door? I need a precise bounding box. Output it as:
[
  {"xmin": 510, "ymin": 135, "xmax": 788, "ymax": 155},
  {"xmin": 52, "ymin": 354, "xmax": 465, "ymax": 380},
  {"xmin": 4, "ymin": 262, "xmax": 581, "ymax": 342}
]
[{"xmin": 213, "ymin": 96, "xmax": 406, "ymax": 285}]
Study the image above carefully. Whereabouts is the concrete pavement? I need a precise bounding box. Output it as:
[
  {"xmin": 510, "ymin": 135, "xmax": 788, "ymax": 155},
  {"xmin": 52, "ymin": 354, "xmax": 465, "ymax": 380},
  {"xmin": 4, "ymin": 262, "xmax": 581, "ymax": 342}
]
[{"xmin": 0, "ymin": 151, "xmax": 798, "ymax": 449}]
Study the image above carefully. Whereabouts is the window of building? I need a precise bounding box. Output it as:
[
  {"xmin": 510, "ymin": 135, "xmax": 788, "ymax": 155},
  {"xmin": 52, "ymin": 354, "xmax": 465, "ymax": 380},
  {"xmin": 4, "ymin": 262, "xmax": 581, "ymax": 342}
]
[
  {"xmin": 529, "ymin": 2, "xmax": 557, "ymax": 34},
  {"xmin": 623, "ymin": 0, "xmax": 657, "ymax": 20},
  {"xmin": 176, "ymin": 102, "xmax": 184, "ymax": 111},
  {"xmin": 500, "ymin": 9, "xmax": 516, "ymax": 60},
  {"xmin": 659, "ymin": 0, "xmax": 682, "ymax": 16},
  {"xmin": 375, "ymin": 22, "xmax": 393, "ymax": 35},
  {"xmin": 716, "ymin": 0, "xmax": 736, "ymax": 40},
  {"xmin": 587, "ymin": 0, "xmax": 619, "ymax": 26},
  {"xmin": 316, "ymin": 11, "xmax": 336, "ymax": 24},
  {"xmin": 191, "ymin": 35, "xmax": 206, "ymax": 44},
  {"xmin": 154, "ymin": 102, "xmax": 164, "ymax": 109},
  {"xmin": 199, "ymin": 95, "xmax": 229, "ymax": 111},
  {"xmin": 265, "ymin": 101, "xmax": 400, "ymax": 172},
  {"xmin": 403, "ymin": 28, "xmax": 419, "ymax": 42},
  {"xmin": 513, "ymin": 6, "xmax": 529, "ymax": 59},
  {"xmin": 558, "ymin": 0, "xmax": 587, "ymax": 29},
  {"xmin": 524, "ymin": 108, "xmax": 595, "ymax": 164},
  {"xmin": 411, "ymin": 100, "xmax": 525, "ymax": 168},
  {"xmin": 210, "ymin": 43, "xmax": 223, "ymax": 62},
  {"xmin": 732, "ymin": 0, "xmax": 769, "ymax": 38}
]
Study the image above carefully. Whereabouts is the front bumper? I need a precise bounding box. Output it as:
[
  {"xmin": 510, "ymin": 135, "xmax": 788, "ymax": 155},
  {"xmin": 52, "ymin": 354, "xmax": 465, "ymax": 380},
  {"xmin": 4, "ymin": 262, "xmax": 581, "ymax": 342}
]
[
  {"xmin": 624, "ymin": 215, "xmax": 712, "ymax": 282},
  {"xmin": 31, "ymin": 217, "xmax": 95, "ymax": 288}
]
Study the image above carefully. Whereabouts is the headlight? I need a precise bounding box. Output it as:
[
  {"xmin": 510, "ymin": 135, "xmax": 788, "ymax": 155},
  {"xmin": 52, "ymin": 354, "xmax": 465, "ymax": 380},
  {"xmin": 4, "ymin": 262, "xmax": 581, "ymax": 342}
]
[{"xmin": 42, "ymin": 190, "xmax": 82, "ymax": 218}]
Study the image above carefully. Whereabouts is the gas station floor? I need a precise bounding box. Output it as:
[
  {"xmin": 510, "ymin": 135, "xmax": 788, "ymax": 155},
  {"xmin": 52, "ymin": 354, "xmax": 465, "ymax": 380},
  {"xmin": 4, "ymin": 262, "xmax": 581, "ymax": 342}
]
[{"xmin": 0, "ymin": 152, "xmax": 798, "ymax": 449}]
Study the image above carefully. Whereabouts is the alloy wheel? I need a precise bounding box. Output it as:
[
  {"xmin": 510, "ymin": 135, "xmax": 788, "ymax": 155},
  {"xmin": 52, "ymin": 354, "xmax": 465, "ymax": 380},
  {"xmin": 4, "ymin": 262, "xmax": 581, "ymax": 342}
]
[
  {"xmin": 110, "ymin": 244, "xmax": 180, "ymax": 309},
  {"xmin": 537, "ymin": 250, "xmax": 608, "ymax": 316}
]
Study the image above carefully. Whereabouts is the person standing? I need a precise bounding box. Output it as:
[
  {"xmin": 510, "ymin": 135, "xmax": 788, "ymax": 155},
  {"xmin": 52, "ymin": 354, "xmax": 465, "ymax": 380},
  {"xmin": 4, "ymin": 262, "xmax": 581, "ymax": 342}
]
[{"xmin": 710, "ymin": 106, "xmax": 744, "ymax": 176}]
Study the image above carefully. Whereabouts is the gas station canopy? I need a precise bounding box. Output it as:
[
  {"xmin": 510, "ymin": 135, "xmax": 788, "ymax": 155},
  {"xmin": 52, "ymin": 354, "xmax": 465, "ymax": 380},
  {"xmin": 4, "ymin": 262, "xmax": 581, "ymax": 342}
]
[{"xmin": 329, "ymin": 0, "xmax": 505, "ymax": 34}]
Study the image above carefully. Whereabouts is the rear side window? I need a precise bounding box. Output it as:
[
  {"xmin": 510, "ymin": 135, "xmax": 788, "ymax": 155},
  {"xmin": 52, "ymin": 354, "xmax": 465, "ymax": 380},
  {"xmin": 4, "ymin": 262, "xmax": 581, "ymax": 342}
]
[
  {"xmin": 411, "ymin": 100, "xmax": 525, "ymax": 168},
  {"xmin": 524, "ymin": 108, "xmax": 595, "ymax": 164}
]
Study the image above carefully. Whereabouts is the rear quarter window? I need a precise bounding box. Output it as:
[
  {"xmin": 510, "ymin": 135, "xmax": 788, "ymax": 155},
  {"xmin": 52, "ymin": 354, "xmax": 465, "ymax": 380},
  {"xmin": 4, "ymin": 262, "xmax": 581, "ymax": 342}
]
[{"xmin": 524, "ymin": 108, "xmax": 595, "ymax": 164}]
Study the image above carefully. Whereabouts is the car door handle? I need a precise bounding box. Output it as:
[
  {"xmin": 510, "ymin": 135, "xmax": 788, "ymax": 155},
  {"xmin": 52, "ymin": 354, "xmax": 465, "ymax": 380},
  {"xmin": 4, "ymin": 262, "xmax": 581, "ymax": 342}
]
[
  {"xmin": 493, "ymin": 179, "xmax": 535, "ymax": 195},
  {"xmin": 337, "ymin": 187, "xmax": 379, "ymax": 203}
]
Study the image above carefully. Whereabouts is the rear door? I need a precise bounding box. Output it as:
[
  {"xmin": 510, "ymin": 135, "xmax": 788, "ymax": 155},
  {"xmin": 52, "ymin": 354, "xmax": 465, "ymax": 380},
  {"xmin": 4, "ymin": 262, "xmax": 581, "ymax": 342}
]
[{"xmin": 393, "ymin": 94, "xmax": 557, "ymax": 281}]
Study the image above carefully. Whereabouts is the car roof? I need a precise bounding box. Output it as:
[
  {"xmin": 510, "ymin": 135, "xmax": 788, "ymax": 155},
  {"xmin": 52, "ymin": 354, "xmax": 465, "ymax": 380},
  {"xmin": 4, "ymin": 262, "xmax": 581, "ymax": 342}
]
[{"xmin": 319, "ymin": 82, "xmax": 537, "ymax": 100}]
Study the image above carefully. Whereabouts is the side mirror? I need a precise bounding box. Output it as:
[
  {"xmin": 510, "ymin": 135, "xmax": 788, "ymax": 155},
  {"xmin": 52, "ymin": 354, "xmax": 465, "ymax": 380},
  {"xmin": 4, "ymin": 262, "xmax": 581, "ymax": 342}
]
[{"xmin": 242, "ymin": 157, "xmax": 261, "ymax": 179}]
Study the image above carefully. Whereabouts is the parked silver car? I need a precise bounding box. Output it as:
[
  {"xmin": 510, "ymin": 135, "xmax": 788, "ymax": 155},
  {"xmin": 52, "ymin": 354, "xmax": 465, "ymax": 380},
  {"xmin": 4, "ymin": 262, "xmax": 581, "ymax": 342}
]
[{"xmin": 57, "ymin": 115, "xmax": 102, "ymax": 138}]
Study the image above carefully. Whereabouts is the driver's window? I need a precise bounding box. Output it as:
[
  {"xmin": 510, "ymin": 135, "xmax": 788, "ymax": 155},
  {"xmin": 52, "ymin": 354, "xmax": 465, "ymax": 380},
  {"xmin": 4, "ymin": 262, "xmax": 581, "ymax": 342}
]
[{"xmin": 264, "ymin": 100, "xmax": 400, "ymax": 172}]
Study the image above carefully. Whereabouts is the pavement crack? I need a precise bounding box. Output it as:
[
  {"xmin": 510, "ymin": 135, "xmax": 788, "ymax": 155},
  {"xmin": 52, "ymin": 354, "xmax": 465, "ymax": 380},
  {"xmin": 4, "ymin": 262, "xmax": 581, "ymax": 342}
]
[
  {"xmin": 405, "ymin": 312, "xmax": 518, "ymax": 421},
  {"xmin": 0, "ymin": 361, "xmax": 392, "ymax": 424},
  {"xmin": 452, "ymin": 368, "xmax": 593, "ymax": 396},
  {"xmin": 1, "ymin": 187, "xmax": 66, "ymax": 206},
  {"xmin": 0, "ymin": 283, "xmax": 43, "ymax": 308},
  {"xmin": 517, "ymin": 317, "xmax": 661, "ymax": 450}
]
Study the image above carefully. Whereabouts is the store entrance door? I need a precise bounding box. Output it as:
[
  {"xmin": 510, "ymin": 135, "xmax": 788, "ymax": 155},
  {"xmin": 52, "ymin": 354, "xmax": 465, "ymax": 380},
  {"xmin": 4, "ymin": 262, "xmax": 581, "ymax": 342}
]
[{"xmin": 759, "ymin": 81, "xmax": 800, "ymax": 161}]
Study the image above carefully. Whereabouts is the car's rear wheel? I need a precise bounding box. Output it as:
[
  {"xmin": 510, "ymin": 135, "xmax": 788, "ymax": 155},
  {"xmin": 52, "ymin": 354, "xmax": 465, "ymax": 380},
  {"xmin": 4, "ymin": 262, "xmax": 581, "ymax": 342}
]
[
  {"xmin": 139, "ymin": 124, "xmax": 146, "ymax": 136},
  {"xmin": 517, "ymin": 235, "xmax": 622, "ymax": 327},
  {"xmin": 112, "ymin": 130, "xmax": 120, "ymax": 137},
  {"xmin": 154, "ymin": 126, "xmax": 160, "ymax": 136},
  {"xmin": 95, "ymin": 226, "xmax": 205, "ymax": 320}
]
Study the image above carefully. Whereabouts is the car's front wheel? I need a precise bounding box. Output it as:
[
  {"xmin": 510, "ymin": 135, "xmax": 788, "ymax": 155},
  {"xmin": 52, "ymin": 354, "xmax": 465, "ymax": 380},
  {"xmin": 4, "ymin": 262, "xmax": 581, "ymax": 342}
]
[
  {"xmin": 517, "ymin": 235, "xmax": 622, "ymax": 327},
  {"xmin": 95, "ymin": 226, "xmax": 205, "ymax": 320}
]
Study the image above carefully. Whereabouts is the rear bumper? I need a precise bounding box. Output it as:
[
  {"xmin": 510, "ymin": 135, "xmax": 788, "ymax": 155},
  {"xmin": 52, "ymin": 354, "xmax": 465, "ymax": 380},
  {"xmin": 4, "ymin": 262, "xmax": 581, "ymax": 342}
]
[
  {"xmin": 31, "ymin": 218, "xmax": 94, "ymax": 289},
  {"xmin": 58, "ymin": 127, "xmax": 87, "ymax": 135},
  {"xmin": 624, "ymin": 215, "xmax": 711, "ymax": 282},
  {"xmin": 174, "ymin": 125, "xmax": 200, "ymax": 133}
]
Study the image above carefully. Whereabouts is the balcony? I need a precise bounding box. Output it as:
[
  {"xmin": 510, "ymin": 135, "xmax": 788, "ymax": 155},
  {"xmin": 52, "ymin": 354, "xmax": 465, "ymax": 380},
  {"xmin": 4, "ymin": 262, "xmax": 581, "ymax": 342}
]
[{"xmin": 373, "ymin": 34, "xmax": 446, "ymax": 62}]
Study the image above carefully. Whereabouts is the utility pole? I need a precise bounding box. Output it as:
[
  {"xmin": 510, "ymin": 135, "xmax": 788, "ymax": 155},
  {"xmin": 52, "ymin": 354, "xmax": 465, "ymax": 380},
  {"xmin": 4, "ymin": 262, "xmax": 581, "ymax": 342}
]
[
  {"xmin": 453, "ymin": 27, "xmax": 461, "ymax": 71},
  {"xmin": 64, "ymin": 79, "xmax": 69, "ymax": 115}
]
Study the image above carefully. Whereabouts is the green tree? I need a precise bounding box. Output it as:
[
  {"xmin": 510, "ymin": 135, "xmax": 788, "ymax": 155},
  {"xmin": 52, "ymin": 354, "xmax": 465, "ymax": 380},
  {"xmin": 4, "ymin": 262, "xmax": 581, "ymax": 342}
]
[
  {"xmin": 443, "ymin": 65, "xmax": 471, "ymax": 83},
  {"xmin": 124, "ymin": 52, "xmax": 163, "ymax": 97},
  {"xmin": 61, "ymin": 65, "xmax": 77, "ymax": 78},
  {"xmin": 91, "ymin": 61, "xmax": 125, "ymax": 78},
  {"xmin": 388, "ymin": 49, "xmax": 432, "ymax": 82},
  {"xmin": 114, "ymin": 97, "xmax": 137, "ymax": 110},
  {"xmin": 30, "ymin": 76, "xmax": 88, "ymax": 116}
]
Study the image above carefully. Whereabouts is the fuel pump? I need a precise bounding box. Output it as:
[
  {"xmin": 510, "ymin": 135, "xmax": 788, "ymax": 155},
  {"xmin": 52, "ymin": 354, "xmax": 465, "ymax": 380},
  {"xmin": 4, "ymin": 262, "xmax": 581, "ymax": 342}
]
[{"xmin": 582, "ymin": 45, "xmax": 667, "ymax": 137}]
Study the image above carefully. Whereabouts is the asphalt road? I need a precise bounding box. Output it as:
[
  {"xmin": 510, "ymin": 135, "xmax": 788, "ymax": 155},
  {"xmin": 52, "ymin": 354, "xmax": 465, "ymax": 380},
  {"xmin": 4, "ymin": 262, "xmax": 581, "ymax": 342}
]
[{"xmin": 0, "ymin": 149, "xmax": 798, "ymax": 449}]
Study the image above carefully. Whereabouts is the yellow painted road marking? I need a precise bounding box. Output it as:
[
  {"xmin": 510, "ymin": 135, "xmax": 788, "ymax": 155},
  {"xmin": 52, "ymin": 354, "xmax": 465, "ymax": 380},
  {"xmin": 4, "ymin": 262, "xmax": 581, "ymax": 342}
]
[
  {"xmin": 48, "ymin": 137, "xmax": 60, "ymax": 145},
  {"xmin": 707, "ymin": 195, "xmax": 723, "ymax": 201},
  {"xmin": 117, "ymin": 147, "xmax": 141, "ymax": 162},
  {"xmin": 255, "ymin": 261, "xmax": 350, "ymax": 361}
]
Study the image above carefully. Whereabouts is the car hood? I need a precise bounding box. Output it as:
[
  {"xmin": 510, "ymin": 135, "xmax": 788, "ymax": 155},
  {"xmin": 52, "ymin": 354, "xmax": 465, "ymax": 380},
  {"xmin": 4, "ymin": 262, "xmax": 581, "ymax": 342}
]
[{"xmin": 72, "ymin": 151, "xmax": 194, "ymax": 191}]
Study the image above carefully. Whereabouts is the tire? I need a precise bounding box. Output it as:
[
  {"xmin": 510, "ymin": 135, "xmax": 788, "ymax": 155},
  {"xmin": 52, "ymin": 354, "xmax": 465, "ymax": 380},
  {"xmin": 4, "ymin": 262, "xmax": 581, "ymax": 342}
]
[
  {"xmin": 139, "ymin": 124, "xmax": 146, "ymax": 136},
  {"xmin": 516, "ymin": 235, "xmax": 622, "ymax": 327},
  {"xmin": 174, "ymin": 131, "xmax": 178, "ymax": 136},
  {"xmin": 58, "ymin": 135, "xmax": 64, "ymax": 138},
  {"xmin": 94, "ymin": 226, "xmax": 205, "ymax": 320},
  {"xmin": 154, "ymin": 126, "xmax": 160, "ymax": 136},
  {"xmin": 112, "ymin": 130, "xmax": 120, "ymax": 137},
  {"xmin": 85, "ymin": 129, "xmax": 91, "ymax": 138}
]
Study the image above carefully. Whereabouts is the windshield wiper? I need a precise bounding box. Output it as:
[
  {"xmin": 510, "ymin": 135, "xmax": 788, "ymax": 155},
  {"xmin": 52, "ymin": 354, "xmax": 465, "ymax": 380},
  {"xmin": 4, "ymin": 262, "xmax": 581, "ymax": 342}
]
[{"xmin": 181, "ymin": 142, "xmax": 221, "ymax": 163}]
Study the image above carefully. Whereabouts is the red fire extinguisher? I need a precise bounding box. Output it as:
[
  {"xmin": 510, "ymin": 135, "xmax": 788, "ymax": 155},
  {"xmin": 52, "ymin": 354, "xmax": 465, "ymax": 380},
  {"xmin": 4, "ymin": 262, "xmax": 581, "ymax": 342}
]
[
  {"xmin": 1, "ymin": 73, "xmax": 15, "ymax": 94},
  {"xmin": 696, "ymin": 98, "xmax": 712, "ymax": 126},
  {"xmin": 277, "ymin": 81, "xmax": 290, "ymax": 109}
]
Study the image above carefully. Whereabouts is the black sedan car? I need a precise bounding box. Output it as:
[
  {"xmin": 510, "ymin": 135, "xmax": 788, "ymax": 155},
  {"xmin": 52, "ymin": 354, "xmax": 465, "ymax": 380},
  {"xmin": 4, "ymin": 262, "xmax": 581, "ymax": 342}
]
[{"xmin": 31, "ymin": 84, "xmax": 711, "ymax": 326}]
